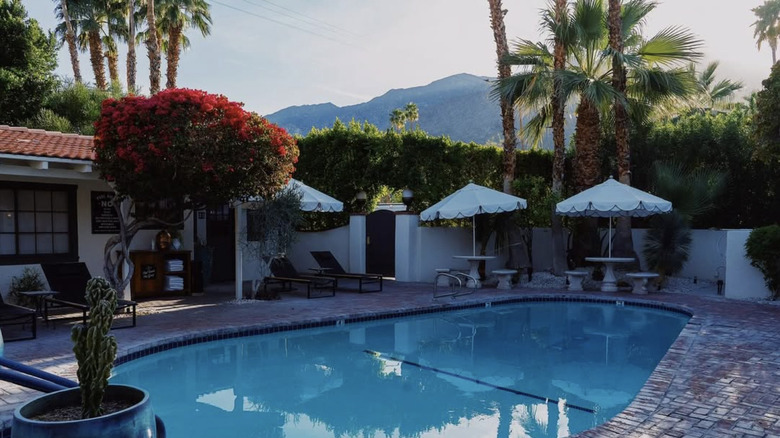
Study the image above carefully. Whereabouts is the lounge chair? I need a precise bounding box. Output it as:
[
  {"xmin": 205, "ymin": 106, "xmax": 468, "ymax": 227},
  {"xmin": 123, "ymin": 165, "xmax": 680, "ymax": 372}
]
[
  {"xmin": 310, "ymin": 251, "xmax": 383, "ymax": 293},
  {"xmin": 0, "ymin": 291, "xmax": 36, "ymax": 341},
  {"xmin": 41, "ymin": 263, "xmax": 137, "ymax": 328},
  {"xmin": 264, "ymin": 257, "xmax": 336, "ymax": 299}
]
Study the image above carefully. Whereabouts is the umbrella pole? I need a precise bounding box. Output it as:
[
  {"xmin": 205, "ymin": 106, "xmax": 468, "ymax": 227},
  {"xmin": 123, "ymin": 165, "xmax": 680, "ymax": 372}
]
[
  {"xmin": 608, "ymin": 218, "xmax": 612, "ymax": 257},
  {"xmin": 472, "ymin": 217, "xmax": 476, "ymax": 256}
]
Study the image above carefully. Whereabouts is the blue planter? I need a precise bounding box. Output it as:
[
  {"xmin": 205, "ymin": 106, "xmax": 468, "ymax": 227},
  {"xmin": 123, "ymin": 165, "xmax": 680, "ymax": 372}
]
[{"xmin": 12, "ymin": 384, "xmax": 164, "ymax": 438}]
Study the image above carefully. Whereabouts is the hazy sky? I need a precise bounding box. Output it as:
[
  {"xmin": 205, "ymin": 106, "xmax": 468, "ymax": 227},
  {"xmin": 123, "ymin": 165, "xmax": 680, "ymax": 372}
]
[{"xmin": 22, "ymin": 0, "xmax": 771, "ymax": 116}]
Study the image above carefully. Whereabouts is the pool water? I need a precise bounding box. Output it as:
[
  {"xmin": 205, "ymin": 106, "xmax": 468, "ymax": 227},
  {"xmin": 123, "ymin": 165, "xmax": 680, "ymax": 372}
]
[{"xmin": 111, "ymin": 301, "xmax": 689, "ymax": 438}]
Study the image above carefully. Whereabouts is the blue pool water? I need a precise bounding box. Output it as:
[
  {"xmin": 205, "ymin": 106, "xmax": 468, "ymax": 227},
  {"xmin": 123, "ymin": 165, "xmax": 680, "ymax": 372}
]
[{"xmin": 111, "ymin": 301, "xmax": 689, "ymax": 437}]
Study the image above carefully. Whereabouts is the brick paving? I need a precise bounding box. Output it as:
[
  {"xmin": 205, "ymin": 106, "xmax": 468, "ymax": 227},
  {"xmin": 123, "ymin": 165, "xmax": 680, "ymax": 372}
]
[{"xmin": 1, "ymin": 281, "xmax": 778, "ymax": 437}]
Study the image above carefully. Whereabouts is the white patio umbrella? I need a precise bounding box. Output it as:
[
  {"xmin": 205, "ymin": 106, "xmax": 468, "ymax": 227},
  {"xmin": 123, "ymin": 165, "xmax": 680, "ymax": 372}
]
[
  {"xmin": 419, "ymin": 183, "xmax": 527, "ymax": 256},
  {"xmin": 555, "ymin": 176, "xmax": 672, "ymax": 257},
  {"xmin": 287, "ymin": 179, "xmax": 343, "ymax": 212}
]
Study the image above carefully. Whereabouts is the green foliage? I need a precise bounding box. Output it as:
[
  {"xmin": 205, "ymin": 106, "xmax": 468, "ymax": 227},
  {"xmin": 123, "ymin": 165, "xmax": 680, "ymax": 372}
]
[
  {"xmin": 752, "ymin": 61, "xmax": 780, "ymax": 164},
  {"xmin": 643, "ymin": 211, "xmax": 692, "ymax": 279},
  {"xmin": 634, "ymin": 108, "xmax": 779, "ymax": 228},
  {"xmin": 28, "ymin": 81, "xmax": 122, "ymax": 134},
  {"xmin": 243, "ymin": 186, "xmax": 305, "ymax": 261},
  {"xmin": 9, "ymin": 267, "xmax": 46, "ymax": 306},
  {"xmin": 745, "ymin": 225, "xmax": 780, "ymax": 299},
  {"xmin": 22, "ymin": 108, "xmax": 73, "ymax": 133},
  {"xmin": 71, "ymin": 277, "xmax": 118, "ymax": 419},
  {"xmin": 0, "ymin": 0, "xmax": 58, "ymax": 126}
]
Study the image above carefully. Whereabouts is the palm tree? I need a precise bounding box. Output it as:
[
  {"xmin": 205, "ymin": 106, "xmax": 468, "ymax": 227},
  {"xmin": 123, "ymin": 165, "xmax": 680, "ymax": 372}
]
[
  {"xmin": 403, "ymin": 102, "xmax": 419, "ymax": 130},
  {"xmin": 752, "ymin": 0, "xmax": 780, "ymax": 65},
  {"xmin": 103, "ymin": 0, "xmax": 127, "ymax": 88},
  {"xmin": 66, "ymin": 0, "xmax": 109, "ymax": 90},
  {"xmin": 126, "ymin": 0, "xmax": 137, "ymax": 93},
  {"xmin": 487, "ymin": 0, "xmax": 517, "ymax": 195},
  {"xmin": 145, "ymin": 0, "xmax": 161, "ymax": 94},
  {"xmin": 53, "ymin": 0, "xmax": 83, "ymax": 84},
  {"xmin": 389, "ymin": 109, "xmax": 406, "ymax": 131},
  {"xmin": 156, "ymin": 0, "xmax": 211, "ymax": 89},
  {"xmin": 691, "ymin": 61, "xmax": 744, "ymax": 110}
]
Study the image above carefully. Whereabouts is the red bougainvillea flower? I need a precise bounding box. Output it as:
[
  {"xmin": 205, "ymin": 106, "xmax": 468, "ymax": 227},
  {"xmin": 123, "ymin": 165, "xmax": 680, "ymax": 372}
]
[{"xmin": 93, "ymin": 88, "xmax": 299, "ymax": 208}]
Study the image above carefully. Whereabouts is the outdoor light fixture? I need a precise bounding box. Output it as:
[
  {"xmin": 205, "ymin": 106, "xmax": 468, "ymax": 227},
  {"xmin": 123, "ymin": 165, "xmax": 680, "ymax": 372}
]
[
  {"xmin": 402, "ymin": 188, "xmax": 414, "ymax": 211},
  {"xmin": 355, "ymin": 191, "xmax": 367, "ymax": 211}
]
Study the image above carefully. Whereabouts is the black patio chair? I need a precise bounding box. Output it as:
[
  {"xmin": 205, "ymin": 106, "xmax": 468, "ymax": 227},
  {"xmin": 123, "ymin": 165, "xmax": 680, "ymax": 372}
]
[
  {"xmin": 264, "ymin": 257, "xmax": 336, "ymax": 299},
  {"xmin": 310, "ymin": 251, "xmax": 383, "ymax": 293},
  {"xmin": 41, "ymin": 263, "xmax": 137, "ymax": 328},
  {"xmin": 0, "ymin": 291, "xmax": 36, "ymax": 341}
]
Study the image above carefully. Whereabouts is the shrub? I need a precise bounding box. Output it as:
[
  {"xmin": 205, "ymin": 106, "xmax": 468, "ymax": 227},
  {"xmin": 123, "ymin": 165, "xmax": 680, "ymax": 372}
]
[
  {"xmin": 745, "ymin": 225, "xmax": 780, "ymax": 299},
  {"xmin": 9, "ymin": 267, "xmax": 46, "ymax": 306}
]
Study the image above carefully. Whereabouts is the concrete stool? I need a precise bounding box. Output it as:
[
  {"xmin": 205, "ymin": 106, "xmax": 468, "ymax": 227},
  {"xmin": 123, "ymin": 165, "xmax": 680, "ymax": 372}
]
[
  {"xmin": 565, "ymin": 270, "xmax": 588, "ymax": 291},
  {"xmin": 435, "ymin": 268, "xmax": 451, "ymax": 287},
  {"xmin": 492, "ymin": 269, "xmax": 517, "ymax": 290},
  {"xmin": 625, "ymin": 272, "xmax": 659, "ymax": 294}
]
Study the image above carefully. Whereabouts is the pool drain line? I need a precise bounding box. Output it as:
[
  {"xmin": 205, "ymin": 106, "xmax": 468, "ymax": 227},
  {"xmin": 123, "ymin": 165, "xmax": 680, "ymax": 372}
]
[{"xmin": 364, "ymin": 350, "xmax": 595, "ymax": 414}]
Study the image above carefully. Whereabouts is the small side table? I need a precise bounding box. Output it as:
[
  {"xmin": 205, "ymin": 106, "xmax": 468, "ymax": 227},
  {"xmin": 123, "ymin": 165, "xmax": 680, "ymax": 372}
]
[{"xmin": 18, "ymin": 291, "xmax": 59, "ymax": 318}]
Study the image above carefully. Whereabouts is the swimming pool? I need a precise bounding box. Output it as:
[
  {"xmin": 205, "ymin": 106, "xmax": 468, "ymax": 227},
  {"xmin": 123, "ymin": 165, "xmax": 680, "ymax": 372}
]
[{"xmin": 111, "ymin": 300, "xmax": 689, "ymax": 437}]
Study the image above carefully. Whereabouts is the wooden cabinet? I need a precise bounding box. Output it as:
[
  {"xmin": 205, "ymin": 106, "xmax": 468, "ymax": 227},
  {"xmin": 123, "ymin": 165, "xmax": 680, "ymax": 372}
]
[{"xmin": 130, "ymin": 250, "xmax": 191, "ymax": 299}]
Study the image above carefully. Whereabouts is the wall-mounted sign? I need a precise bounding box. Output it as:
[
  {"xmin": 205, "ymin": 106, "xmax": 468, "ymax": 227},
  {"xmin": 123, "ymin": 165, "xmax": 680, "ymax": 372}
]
[
  {"xmin": 141, "ymin": 264, "xmax": 157, "ymax": 280},
  {"xmin": 91, "ymin": 191, "xmax": 120, "ymax": 234}
]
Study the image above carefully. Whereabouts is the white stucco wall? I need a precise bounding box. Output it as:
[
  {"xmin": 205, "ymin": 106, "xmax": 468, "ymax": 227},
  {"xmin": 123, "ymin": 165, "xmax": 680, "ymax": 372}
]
[
  {"xmin": 724, "ymin": 230, "xmax": 772, "ymax": 299},
  {"xmin": 0, "ymin": 173, "xmax": 194, "ymax": 301}
]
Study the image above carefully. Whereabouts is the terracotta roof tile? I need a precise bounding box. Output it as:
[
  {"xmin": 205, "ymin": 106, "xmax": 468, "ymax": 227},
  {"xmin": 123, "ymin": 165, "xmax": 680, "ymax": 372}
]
[{"xmin": 0, "ymin": 125, "xmax": 95, "ymax": 161}]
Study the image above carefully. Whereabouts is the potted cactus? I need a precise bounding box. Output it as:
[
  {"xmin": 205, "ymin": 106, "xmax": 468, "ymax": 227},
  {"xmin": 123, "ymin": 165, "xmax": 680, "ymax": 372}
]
[{"xmin": 11, "ymin": 278, "xmax": 164, "ymax": 437}]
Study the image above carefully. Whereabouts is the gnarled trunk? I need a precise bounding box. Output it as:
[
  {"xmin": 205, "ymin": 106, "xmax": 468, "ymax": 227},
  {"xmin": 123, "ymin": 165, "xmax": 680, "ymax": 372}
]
[
  {"xmin": 107, "ymin": 45, "xmax": 120, "ymax": 87},
  {"xmin": 61, "ymin": 0, "xmax": 82, "ymax": 84},
  {"xmin": 88, "ymin": 30, "xmax": 107, "ymax": 90},
  {"xmin": 166, "ymin": 25, "xmax": 182, "ymax": 89},
  {"xmin": 573, "ymin": 97, "xmax": 601, "ymax": 192}
]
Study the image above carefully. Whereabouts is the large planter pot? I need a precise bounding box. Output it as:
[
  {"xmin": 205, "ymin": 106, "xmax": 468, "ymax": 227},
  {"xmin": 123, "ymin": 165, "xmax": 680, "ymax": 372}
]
[{"xmin": 12, "ymin": 384, "xmax": 164, "ymax": 438}]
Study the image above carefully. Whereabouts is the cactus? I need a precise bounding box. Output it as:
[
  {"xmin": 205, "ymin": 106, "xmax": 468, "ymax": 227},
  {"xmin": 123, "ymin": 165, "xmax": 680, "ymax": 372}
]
[{"xmin": 71, "ymin": 277, "xmax": 118, "ymax": 419}]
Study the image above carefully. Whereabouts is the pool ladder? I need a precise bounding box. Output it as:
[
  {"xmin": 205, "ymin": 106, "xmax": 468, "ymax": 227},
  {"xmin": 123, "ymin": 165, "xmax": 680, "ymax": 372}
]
[{"xmin": 433, "ymin": 272, "xmax": 477, "ymax": 299}]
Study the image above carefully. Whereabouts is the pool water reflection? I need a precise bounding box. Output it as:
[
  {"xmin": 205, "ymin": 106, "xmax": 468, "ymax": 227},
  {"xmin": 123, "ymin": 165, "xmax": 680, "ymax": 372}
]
[{"xmin": 111, "ymin": 301, "xmax": 689, "ymax": 438}]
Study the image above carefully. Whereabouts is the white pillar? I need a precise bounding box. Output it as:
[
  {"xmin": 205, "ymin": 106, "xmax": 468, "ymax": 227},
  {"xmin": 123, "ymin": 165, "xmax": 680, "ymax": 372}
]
[
  {"xmin": 349, "ymin": 213, "xmax": 366, "ymax": 273},
  {"xmin": 395, "ymin": 212, "xmax": 420, "ymax": 282},
  {"xmin": 234, "ymin": 204, "xmax": 243, "ymax": 300}
]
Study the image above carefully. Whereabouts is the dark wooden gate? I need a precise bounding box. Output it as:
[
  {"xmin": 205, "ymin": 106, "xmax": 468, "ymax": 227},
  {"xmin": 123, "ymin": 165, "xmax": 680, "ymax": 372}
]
[
  {"xmin": 206, "ymin": 205, "xmax": 235, "ymax": 283},
  {"xmin": 366, "ymin": 210, "xmax": 395, "ymax": 277}
]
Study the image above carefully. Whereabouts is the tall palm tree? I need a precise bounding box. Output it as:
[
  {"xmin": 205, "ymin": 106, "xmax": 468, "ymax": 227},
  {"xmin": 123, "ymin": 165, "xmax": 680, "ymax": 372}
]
[
  {"xmin": 752, "ymin": 0, "xmax": 780, "ymax": 65},
  {"xmin": 53, "ymin": 0, "xmax": 83, "ymax": 84},
  {"xmin": 66, "ymin": 0, "xmax": 109, "ymax": 90},
  {"xmin": 404, "ymin": 102, "xmax": 419, "ymax": 129},
  {"xmin": 145, "ymin": 0, "xmax": 161, "ymax": 94},
  {"xmin": 156, "ymin": 0, "xmax": 211, "ymax": 89},
  {"xmin": 126, "ymin": 0, "xmax": 136, "ymax": 93},
  {"xmin": 691, "ymin": 61, "xmax": 744, "ymax": 110},
  {"xmin": 102, "ymin": 0, "xmax": 127, "ymax": 88},
  {"xmin": 487, "ymin": 0, "xmax": 517, "ymax": 194}
]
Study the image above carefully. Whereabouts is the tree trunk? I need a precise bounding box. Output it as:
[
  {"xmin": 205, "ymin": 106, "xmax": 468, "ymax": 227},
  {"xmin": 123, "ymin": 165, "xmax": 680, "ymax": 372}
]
[
  {"xmin": 146, "ymin": 0, "xmax": 161, "ymax": 94},
  {"xmin": 166, "ymin": 25, "xmax": 182, "ymax": 89},
  {"xmin": 609, "ymin": 0, "xmax": 635, "ymax": 258},
  {"xmin": 61, "ymin": 0, "xmax": 82, "ymax": 84},
  {"xmin": 573, "ymin": 98, "xmax": 601, "ymax": 193},
  {"xmin": 487, "ymin": 0, "xmax": 517, "ymax": 194},
  {"xmin": 88, "ymin": 30, "xmax": 107, "ymax": 90},
  {"xmin": 127, "ymin": 0, "xmax": 136, "ymax": 94},
  {"xmin": 550, "ymin": 0, "xmax": 568, "ymax": 274},
  {"xmin": 107, "ymin": 45, "xmax": 120, "ymax": 87}
]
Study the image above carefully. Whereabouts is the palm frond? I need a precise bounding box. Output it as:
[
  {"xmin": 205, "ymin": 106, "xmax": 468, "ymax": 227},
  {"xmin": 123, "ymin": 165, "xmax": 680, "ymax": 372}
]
[{"xmin": 636, "ymin": 26, "xmax": 704, "ymax": 66}]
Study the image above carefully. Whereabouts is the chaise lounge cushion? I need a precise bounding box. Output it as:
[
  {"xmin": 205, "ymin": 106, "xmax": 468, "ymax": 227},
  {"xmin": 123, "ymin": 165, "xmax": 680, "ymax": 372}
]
[
  {"xmin": 310, "ymin": 251, "xmax": 383, "ymax": 293},
  {"xmin": 264, "ymin": 257, "xmax": 336, "ymax": 299}
]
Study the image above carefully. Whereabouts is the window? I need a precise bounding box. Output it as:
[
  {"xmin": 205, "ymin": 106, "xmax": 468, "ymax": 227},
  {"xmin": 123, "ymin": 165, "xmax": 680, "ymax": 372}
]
[{"xmin": 0, "ymin": 182, "xmax": 78, "ymax": 265}]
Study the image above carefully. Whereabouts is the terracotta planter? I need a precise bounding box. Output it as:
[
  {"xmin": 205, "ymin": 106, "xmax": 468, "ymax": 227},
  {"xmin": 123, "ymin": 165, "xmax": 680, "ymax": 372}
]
[{"xmin": 12, "ymin": 385, "xmax": 164, "ymax": 438}]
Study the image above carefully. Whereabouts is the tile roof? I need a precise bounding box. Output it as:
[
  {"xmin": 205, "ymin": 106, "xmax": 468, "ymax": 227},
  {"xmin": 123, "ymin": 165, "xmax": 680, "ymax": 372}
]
[{"xmin": 0, "ymin": 125, "xmax": 95, "ymax": 161}]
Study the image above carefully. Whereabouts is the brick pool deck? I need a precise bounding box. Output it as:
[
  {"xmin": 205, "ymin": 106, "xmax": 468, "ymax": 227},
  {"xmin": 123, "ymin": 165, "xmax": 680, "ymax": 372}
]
[{"xmin": 1, "ymin": 281, "xmax": 778, "ymax": 437}]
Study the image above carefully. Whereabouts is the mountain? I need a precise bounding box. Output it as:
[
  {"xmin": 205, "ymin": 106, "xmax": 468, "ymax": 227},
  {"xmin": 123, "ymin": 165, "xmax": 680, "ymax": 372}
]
[{"xmin": 265, "ymin": 73, "xmax": 511, "ymax": 145}]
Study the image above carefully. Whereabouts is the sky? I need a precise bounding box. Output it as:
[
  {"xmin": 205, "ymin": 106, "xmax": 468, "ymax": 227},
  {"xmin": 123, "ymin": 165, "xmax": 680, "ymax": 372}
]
[{"xmin": 21, "ymin": 0, "xmax": 772, "ymax": 116}]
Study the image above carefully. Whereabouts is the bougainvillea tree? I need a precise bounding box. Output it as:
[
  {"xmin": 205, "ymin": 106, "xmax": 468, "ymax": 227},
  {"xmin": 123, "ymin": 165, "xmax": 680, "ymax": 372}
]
[{"xmin": 93, "ymin": 88, "xmax": 298, "ymax": 290}]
